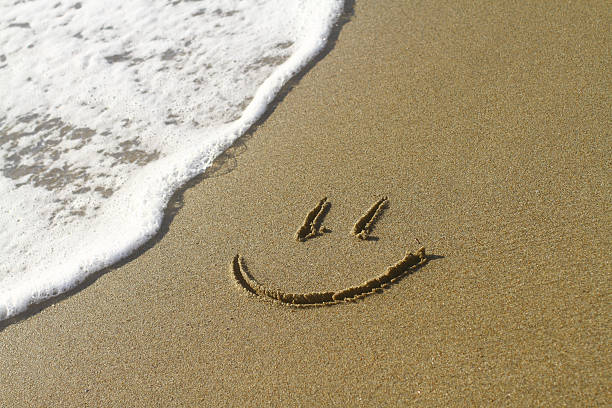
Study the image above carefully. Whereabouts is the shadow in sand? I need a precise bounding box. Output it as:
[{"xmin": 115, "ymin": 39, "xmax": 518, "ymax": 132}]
[{"xmin": 0, "ymin": 1, "xmax": 356, "ymax": 331}]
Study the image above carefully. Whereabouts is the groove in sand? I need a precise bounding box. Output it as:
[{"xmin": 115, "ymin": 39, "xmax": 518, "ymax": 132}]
[
  {"xmin": 231, "ymin": 247, "xmax": 428, "ymax": 306},
  {"xmin": 351, "ymin": 196, "xmax": 388, "ymax": 240},
  {"xmin": 294, "ymin": 197, "xmax": 331, "ymax": 241}
]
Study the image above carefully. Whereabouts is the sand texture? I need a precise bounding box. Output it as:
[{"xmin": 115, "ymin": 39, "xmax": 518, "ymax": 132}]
[{"xmin": 1, "ymin": 0, "xmax": 610, "ymax": 406}]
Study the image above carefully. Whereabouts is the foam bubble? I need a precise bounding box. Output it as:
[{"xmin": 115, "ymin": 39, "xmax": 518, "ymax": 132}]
[{"xmin": 0, "ymin": 0, "xmax": 344, "ymax": 321}]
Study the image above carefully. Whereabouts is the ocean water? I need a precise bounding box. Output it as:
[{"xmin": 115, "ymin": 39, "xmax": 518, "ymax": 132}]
[{"xmin": 0, "ymin": 0, "xmax": 344, "ymax": 321}]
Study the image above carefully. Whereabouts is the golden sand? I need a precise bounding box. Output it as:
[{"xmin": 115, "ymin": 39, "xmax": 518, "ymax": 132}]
[{"xmin": 1, "ymin": 0, "xmax": 610, "ymax": 406}]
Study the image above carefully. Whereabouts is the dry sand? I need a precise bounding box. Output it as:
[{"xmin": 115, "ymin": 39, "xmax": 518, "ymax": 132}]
[{"xmin": 1, "ymin": 0, "xmax": 610, "ymax": 406}]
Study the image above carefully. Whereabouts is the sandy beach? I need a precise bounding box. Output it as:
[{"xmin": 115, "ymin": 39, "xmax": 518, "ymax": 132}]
[{"xmin": 1, "ymin": 0, "xmax": 610, "ymax": 406}]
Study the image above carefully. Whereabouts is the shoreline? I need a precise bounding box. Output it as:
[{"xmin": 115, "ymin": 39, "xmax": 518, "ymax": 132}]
[
  {"xmin": 1, "ymin": 0, "xmax": 610, "ymax": 406},
  {"xmin": 0, "ymin": 0, "xmax": 349, "ymax": 324}
]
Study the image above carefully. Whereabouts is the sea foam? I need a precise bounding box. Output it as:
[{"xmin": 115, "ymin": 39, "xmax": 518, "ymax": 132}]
[{"xmin": 0, "ymin": 0, "xmax": 344, "ymax": 321}]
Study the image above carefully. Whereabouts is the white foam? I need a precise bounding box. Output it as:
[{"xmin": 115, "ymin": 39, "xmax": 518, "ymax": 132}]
[{"xmin": 0, "ymin": 0, "xmax": 344, "ymax": 320}]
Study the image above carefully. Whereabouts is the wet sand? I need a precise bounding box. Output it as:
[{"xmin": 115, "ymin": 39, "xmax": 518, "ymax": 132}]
[{"xmin": 1, "ymin": 0, "xmax": 610, "ymax": 406}]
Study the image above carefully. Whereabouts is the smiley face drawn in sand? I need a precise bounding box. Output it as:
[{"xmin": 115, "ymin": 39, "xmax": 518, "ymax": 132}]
[{"xmin": 231, "ymin": 197, "xmax": 430, "ymax": 306}]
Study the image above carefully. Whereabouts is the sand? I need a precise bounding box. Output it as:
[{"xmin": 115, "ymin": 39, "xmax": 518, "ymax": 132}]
[{"xmin": 1, "ymin": 0, "xmax": 610, "ymax": 406}]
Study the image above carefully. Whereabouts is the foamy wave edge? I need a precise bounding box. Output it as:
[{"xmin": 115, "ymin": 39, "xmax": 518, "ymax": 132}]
[{"xmin": 1, "ymin": 1, "xmax": 345, "ymax": 322}]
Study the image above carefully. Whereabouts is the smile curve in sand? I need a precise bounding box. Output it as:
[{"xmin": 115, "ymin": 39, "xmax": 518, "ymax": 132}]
[{"xmin": 231, "ymin": 197, "xmax": 430, "ymax": 306}]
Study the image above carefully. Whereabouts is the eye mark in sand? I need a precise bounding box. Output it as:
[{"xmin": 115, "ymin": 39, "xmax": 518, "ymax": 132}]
[
  {"xmin": 231, "ymin": 247, "xmax": 428, "ymax": 307},
  {"xmin": 351, "ymin": 196, "xmax": 388, "ymax": 240},
  {"xmin": 294, "ymin": 197, "xmax": 331, "ymax": 241}
]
